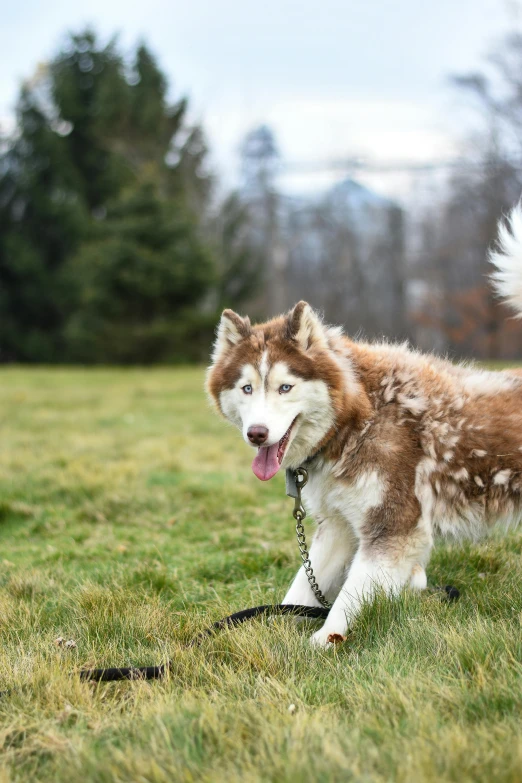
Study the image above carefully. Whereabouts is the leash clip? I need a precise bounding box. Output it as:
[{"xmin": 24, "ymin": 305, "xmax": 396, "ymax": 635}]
[{"xmin": 292, "ymin": 467, "xmax": 308, "ymax": 521}]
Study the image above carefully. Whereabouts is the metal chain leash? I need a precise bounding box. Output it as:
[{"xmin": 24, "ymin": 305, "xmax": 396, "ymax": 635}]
[{"xmin": 291, "ymin": 467, "xmax": 332, "ymax": 609}]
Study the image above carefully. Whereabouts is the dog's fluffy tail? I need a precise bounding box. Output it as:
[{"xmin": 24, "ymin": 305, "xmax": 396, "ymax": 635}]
[{"xmin": 490, "ymin": 203, "xmax": 522, "ymax": 317}]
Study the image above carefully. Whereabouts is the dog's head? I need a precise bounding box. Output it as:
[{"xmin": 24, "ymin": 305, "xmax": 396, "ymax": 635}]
[{"xmin": 206, "ymin": 302, "xmax": 362, "ymax": 480}]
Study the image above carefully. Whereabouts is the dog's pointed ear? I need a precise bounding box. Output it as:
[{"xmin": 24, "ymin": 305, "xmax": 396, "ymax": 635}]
[
  {"xmin": 211, "ymin": 309, "xmax": 252, "ymax": 362},
  {"xmin": 286, "ymin": 301, "xmax": 327, "ymax": 350}
]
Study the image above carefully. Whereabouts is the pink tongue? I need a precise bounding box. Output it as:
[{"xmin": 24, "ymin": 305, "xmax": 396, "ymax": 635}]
[{"xmin": 252, "ymin": 442, "xmax": 281, "ymax": 481}]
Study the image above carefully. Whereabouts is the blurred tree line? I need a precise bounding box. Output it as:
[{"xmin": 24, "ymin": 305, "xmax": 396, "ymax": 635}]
[
  {"xmin": 0, "ymin": 30, "xmax": 260, "ymax": 362},
  {"xmin": 237, "ymin": 24, "xmax": 522, "ymax": 361},
  {"xmin": 2, "ymin": 27, "xmax": 522, "ymax": 363},
  {"xmin": 237, "ymin": 27, "xmax": 522, "ymax": 361},
  {"xmin": 412, "ymin": 30, "xmax": 522, "ymax": 359},
  {"xmin": 236, "ymin": 124, "xmax": 409, "ymax": 341}
]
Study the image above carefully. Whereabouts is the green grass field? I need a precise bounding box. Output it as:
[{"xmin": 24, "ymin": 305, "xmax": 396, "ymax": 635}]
[{"xmin": 0, "ymin": 367, "xmax": 522, "ymax": 782}]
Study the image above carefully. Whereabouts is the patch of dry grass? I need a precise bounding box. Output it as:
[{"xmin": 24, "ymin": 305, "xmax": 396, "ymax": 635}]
[{"xmin": 0, "ymin": 367, "xmax": 521, "ymax": 781}]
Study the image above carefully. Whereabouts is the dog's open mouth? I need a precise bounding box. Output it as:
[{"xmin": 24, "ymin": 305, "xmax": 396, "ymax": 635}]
[{"xmin": 252, "ymin": 418, "xmax": 297, "ymax": 481}]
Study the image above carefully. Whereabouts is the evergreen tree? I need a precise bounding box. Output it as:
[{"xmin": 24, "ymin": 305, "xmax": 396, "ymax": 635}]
[
  {"xmin": 0, "ymin": 81, "xmax": 89, "ymax": 360},
  {"xmin": 63, "ymin": 182, "xmax": 214, "ymax": 363},
  {"xmin": 0, "ymin": 30, "xmax": 215, "ymax": 362},
  {"xmin": 127, "ymin": 45, "xmax": 211, "ymax": 208},
  {"xmin": 50, "ymin": 31, "xmax": 132, "ymax": 211}
]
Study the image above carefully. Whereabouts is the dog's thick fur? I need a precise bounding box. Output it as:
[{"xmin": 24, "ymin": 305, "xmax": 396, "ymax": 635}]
[{"xmin": 207, "ymin": 204, "xmax": 522, "ymax": 647}]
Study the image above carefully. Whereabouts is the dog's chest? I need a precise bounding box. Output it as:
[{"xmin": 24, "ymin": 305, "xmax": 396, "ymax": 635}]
[{"xmin": 301, "ymin": 462, "xmax": 384, "ymax": 537}]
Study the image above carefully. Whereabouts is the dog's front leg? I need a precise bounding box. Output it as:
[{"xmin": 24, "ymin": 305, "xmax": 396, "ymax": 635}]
[
  {"xmin": 308, "ymin": 547, "xmax": 410, "ymax": 647},
  {"xmin": 282, "ymin": 519, "xmax": 355, "ymax": 607},
  {"xmin": 309, "ymin": 527, "xmax": 432, "ymax": 648}
]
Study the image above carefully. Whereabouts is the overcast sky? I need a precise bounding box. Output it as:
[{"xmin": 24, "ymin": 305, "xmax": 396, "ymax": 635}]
[{"xmin": 0, "ymin": 0, "xmax": 518, "ymax": 199}]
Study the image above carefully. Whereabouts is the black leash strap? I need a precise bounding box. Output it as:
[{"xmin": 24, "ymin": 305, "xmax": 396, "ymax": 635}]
[
  {"xmin": 79, "ymin": 604, "xmax": 329, "ymax": 682},
  {"xmin": 79, "ymin": 587, "xmax": 459, "ymax": 682}
]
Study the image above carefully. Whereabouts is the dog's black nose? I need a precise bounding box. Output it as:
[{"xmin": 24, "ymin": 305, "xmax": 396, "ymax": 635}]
[{"xmin": 247, "ymin": 425, "xmax": 269, "ymax": 445}]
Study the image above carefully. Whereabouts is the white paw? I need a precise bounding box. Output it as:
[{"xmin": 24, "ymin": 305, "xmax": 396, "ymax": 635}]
[
  {"xmin": 409, "ymin": 564, "xmax": 427, "ymax": 591},
  {"xmin": 309, "ymin": 627, "xmax": 347, "ymax": 649}
]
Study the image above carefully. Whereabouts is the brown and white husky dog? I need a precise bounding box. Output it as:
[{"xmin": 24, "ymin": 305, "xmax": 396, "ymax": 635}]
[{"xmin": 206, "ymin": 205, "xmax": 522, "ymax": 648}]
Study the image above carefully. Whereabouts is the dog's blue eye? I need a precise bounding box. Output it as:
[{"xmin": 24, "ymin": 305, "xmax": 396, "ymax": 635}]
[
  {"xmin": 242, "ymin": 384, "xmax": 253, "ymax": 394},
  {"xmin": 279, "ymin": 384, "xmax": 293, "ymax": 394}
]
